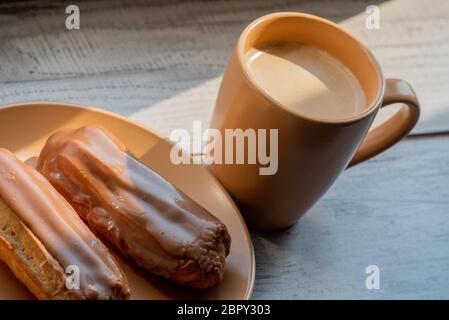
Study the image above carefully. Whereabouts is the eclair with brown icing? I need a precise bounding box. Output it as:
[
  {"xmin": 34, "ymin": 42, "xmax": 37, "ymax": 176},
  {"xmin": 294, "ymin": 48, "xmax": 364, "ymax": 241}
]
[
  {"xmin": 0, "ymin": 148, "xmax": 130, "ymax": 300},
  {"xmin": 37, "ymin": 126, "xmax": 231, "ymax": 289}
]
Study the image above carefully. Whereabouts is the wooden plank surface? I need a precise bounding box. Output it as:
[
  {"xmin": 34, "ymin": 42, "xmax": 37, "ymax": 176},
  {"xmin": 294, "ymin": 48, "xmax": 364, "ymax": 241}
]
[
  {"xmin": 0, "ymin": 0, "xmax": 448, "ymax": 136},
  {"xmin": 0, "ymin": 0, "xmax": 448, "ymax": 299},
  {"xmin": 253, "ymin": 135, "xmax": 449, "ymax": 299}
]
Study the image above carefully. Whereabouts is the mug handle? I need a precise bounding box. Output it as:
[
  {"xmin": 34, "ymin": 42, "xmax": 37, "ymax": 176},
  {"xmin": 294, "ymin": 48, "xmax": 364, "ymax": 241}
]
[{"xmin": 348, "ymin": 78, "xmax": 420, "ymax": 167}]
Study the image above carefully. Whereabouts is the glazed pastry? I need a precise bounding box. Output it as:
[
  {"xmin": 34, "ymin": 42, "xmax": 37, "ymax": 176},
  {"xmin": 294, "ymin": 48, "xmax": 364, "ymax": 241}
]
[
  {"xmin": 0, "ymin": 148, "xmax": 130, "ymax": 300},
  {"xmin": 37, "ymin": 126, "xmax": 231, "ymax": 289}
]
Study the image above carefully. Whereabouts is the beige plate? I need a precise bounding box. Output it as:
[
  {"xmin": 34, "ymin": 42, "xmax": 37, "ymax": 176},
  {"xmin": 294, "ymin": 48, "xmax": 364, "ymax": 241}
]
[{"xmin": 0, "ymin": 102, "xmax": 255, "ymax": 300}]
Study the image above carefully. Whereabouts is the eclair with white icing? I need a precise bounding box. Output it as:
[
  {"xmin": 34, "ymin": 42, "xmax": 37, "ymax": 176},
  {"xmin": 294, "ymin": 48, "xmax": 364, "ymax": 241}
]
[
  {"xmin": 37, "ymin": 126, "xmax": 231, "ymax": 289},
  {"xmin": 0, "ymin": 148, "xmax": 130, "ymax": 300}
]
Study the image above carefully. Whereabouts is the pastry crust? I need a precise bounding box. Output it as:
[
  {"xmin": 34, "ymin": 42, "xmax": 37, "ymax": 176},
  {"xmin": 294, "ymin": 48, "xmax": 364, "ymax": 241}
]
[
  {"xmin": 0, "ymin": 148, "xmax": 130, "ymax": 300},
  {"xmin": 38, "ymin": 126, "xmax": 231, "ymax": 289},
  {"xmin": 0, "ymin": 196, "xmax": 78, "ymax": 299}
]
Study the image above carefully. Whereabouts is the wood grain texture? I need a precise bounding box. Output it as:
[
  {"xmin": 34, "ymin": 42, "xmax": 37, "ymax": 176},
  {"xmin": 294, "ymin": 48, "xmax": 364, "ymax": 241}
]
[
  {"xmin": 0, "ymin": 0, "xmax": 448, "ymax": 299},
  {"xmin": 0, "ymin": 0, "xmax": 448, "ymax": 136},
  {"xmin": 252, "ymin": 136, "xmax": 449, "ymax": 299}
]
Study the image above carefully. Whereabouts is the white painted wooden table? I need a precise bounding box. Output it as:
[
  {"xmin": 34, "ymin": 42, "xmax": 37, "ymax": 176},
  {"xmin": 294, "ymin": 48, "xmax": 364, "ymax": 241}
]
[{"xmin": 0, "ymin": 0, "xmax": 448, "ymax": 299}]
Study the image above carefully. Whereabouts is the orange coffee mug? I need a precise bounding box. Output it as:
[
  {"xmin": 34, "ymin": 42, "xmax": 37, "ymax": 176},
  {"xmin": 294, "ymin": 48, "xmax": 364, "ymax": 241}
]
[{"xmin": 209, "ymin": 12, "xmax": 420, "ymax": 230}]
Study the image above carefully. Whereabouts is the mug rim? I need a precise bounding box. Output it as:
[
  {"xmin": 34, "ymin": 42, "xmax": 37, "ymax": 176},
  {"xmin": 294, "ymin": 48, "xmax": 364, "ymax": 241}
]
[{"xmin": 236, "ymin": 12, "xmax": 385, "ymax": 125}]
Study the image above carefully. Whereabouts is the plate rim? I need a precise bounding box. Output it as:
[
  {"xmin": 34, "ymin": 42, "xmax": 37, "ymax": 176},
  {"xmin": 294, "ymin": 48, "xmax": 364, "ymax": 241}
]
[{"xmin": 0, "ymin": 100, "xmax": 256, "ymax": 300}]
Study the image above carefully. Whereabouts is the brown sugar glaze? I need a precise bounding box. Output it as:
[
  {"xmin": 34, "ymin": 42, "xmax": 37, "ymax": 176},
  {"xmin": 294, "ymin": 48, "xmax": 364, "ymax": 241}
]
[
  {"xmin": 37, "ymin": 126, "xmax": 231, "ymax": 288},
  {"xmin": 0, "ymin": 148, "xmax": 130, "ymax": 299}
]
